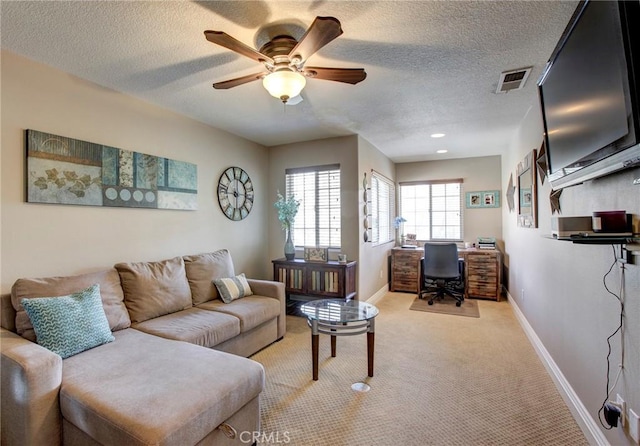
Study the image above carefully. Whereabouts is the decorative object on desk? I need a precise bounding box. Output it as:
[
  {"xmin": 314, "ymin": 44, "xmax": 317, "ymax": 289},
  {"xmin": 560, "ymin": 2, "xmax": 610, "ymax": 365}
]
[
  {"xmin": 517, "ymin": 148, "xmax": 537, "ymax": 228},
  {"xmin": 394, "ymin": 216, "xmax": 407, "ymax": 246},
  {"xmin": 550, "ymin": 189, "xmax": 562, "ymax": 214},
  {"xmin": 26, "ymin": 129, "xmax": 197, "ymax": 210},
  {"xmin": 304, "ymin": 247, "xmax": 328, "ymax": 262},
  {"xmin": 274, "ymin": 190, "xmax": 300, "ymax": 260},
  {"xmin": 536, "ymin": 141, "xmax": 548, "ymax": 185},
  {"xmin": 409, "ymin": 296, "xmax": 479, "ymax": 318},
  {"xmin": 218, "ymin": 166, "xmax": 254, "ymax": 220},
  {"xmin": 338, "ymin": 253, "xmax": 347, "ymax": 263},
  {"xmin": 405, "ymin": 233, "xmax": 418, "ymax": 246},
  {"xmin": 506, "ymin": 173, "xmax": 516, "ymax": 212},
  {"xmin": 466, "ymin": 191, "xmax": 500, "ymax": 208}
]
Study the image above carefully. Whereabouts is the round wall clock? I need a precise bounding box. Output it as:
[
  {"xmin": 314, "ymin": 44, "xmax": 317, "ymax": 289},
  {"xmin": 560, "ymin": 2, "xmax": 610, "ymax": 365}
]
[{"xmin": 217, "ymin": 166, "xmax": 254, "ymax": 221}]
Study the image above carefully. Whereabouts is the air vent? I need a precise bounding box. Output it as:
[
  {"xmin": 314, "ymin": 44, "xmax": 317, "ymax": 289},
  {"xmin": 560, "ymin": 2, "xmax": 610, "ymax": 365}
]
[{"xmin": 496, "ymin": 67, "xmax": 532, "ymax": 93}]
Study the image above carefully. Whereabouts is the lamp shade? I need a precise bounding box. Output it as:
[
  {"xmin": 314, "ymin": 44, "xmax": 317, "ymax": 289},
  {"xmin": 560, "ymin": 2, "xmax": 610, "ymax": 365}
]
[{"xmin": 262, "ymin": 71, "xmax": 306, "ymax": 102}]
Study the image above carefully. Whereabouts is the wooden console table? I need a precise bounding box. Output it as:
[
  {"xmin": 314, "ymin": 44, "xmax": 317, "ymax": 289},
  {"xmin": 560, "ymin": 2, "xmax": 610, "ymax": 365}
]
[
  {"xmin": 390, "ymin": 247, "xmax": 502, "ymax": 301},
  {"xmin": 272, "ymin": 258, "xmax": 357, "ymax": 305}
]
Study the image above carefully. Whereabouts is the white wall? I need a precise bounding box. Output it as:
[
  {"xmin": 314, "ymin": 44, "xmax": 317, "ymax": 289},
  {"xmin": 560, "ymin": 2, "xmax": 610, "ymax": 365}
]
[
  {"xmin": 1, "ymin": 51, "xmax": 270, "ymax": 293},
  {"xmin": 503, "ymin": 104, "xmax": 640, "ymax": 445},
  {"xmin": 358, "ymin": 135, "xmax": 396, "ymax": 300}
]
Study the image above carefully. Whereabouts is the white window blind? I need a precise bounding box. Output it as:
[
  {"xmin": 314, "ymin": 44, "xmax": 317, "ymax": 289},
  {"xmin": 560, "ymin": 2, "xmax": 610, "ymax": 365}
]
[
  {"xmin": 399, "ymin": 180, "xmax": 463, "ymax": 241},
  {"xmin": 371, "ymin": 171, "xmax": 395, "ymax": 245},
  {"xmin": 285, "ymin": 164, "xmax": 341, "ymax": 248}
]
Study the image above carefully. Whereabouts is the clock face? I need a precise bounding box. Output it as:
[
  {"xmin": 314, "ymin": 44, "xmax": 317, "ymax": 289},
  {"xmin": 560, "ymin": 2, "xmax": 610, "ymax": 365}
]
[{"xmin": 217, "ymin": 167, "xmax": 254, "ymax": 221}]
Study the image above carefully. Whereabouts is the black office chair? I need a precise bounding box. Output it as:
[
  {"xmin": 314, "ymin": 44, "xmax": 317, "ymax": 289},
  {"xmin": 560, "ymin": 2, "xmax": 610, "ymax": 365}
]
[{"xmin": 419, "ymin": 242, "xmax": 465, "ymax": 306}]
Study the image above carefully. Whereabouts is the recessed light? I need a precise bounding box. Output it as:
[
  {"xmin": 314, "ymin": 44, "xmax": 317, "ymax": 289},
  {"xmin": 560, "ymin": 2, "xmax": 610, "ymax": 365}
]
[
  {"xmin": 436, "ymin": 149, "xmax": 448, "ymax": 154},
  {"xmin": 431, "ymin": 133, "xmax": 446, "ymax": 138}
]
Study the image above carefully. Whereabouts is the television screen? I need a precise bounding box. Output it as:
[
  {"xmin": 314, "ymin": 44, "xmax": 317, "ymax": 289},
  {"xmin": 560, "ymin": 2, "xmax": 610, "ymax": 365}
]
[{"xmin": 538, "ymin": 0, "xmax": 640, "ymax": 189}]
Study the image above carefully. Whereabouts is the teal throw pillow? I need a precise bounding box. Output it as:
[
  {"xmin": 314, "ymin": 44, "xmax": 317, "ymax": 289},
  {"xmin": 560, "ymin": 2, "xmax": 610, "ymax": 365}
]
[
  {"xmin": 213, "ymin": 273, "xmax": 253, "ymax": 303},
  {"xmin": 21, "ymin": 283, "xmax": 115, "ymax": 359}
]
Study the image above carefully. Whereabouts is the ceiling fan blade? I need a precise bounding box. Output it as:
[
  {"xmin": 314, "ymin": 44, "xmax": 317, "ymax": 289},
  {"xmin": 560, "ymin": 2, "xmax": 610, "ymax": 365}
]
[
  {"xmin": 303, "ymin": 67, "xmax": 367, "ymax": 85},
  {"xmin": 204, "ymin": 30, "xmax": 274, "ymax": 66},
  {"xmin": 289, "ymin": 17, "xmax": 343, "ymax": 64},
  {"xmin": 212, "ymin": 72, "xmax": 268, "ymax": 89}
]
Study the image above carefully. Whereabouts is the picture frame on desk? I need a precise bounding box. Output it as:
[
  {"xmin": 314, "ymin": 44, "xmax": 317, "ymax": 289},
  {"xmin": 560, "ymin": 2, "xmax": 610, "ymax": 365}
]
[{"xmin": 304, "ymin": 247, "xmax": 328, "ymax": 262}]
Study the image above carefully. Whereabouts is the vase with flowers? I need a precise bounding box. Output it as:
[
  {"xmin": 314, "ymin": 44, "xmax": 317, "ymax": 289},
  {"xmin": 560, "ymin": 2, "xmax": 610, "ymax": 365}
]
[
  {"xmin": 394, "ymin": 216, "xmax": 407, "ymax": 246},
  {"xmin": 274, "ymin": 191, "xmax": 301, "ymax": 260}
]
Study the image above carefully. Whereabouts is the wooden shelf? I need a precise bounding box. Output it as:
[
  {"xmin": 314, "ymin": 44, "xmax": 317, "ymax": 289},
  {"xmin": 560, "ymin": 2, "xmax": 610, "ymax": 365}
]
[{"xmin": 272, "ymin": 259, "xmax": 357, "ymax": 308}]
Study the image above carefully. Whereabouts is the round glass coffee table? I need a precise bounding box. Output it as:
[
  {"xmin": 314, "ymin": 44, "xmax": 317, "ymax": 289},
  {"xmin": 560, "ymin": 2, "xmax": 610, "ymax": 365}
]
[{"xmin": 300, "ymin": 299, "xmax": 379, "ymax": 381}]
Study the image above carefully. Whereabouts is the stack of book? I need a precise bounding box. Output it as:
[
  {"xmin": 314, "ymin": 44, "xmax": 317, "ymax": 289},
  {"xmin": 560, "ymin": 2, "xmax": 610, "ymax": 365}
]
[{"xmin": 477, "ymin": 237, "xmax": 496, "ymax": 249}]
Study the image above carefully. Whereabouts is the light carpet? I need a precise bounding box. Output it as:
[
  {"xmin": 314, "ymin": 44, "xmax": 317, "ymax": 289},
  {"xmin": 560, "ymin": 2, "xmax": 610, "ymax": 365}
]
[
  {"xmin": 250, "ymin": 292, "xmax": 587, "ymax": 446},
  {"xmin": 409, "ymin": 295, "xmax": 480, "ymax": 318}
]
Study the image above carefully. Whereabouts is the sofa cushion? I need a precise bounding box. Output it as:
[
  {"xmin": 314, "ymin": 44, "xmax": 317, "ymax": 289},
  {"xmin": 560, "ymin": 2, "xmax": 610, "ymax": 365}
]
[
  {"xmin": 198, "ymin": 296, "xmax": 281, "ymax": 333},
  {"xmin": 60, "ymin": 328, "xmax": 264, "ymax": 446},
  {"xmin": 213, "ymin": 273, "xmax": 253, "ymax": 303},
  {"xmin": 183, "ymin": 250, "xmax": 235, "ymax": 305},
  {"xmin": 115, "ymin": 256, "xmax": 192, "ymax": 323},
  {"xmin": 21, "ymin": 284, "xmax": 115, "ymax": 358},
  {"xmin": 12, "ymin": 268, "xmax": 130, "ymax": 342},
  {"xmin": 131, "ymin": 307, "xmax": 240, "ymax": 348}
]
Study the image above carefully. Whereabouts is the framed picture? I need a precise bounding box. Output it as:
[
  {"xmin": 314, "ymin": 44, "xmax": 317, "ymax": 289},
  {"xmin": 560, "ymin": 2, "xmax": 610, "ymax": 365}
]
[
  {"xmin": 304, "ymin": 247, "xmax": 328, "ymax": 262},
  {"xmin": 466, "ymin": 190, "xmax": 500, "ymax": 208}
]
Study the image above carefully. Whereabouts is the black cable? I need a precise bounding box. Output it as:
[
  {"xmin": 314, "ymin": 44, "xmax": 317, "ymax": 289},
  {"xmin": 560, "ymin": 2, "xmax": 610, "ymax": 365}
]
[{"xmin": 597, "ymin": 245, "xmax": 625, "ymax": 429}]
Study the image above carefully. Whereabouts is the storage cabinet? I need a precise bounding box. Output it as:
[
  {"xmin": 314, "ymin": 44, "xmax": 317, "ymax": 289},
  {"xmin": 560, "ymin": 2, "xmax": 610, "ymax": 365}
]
[
  {"xmin": 272, "ymin": 258, "xmax": 357, "ymax": 303},
  {"xmin": 390, "ymin": 247, "xmax": 502, "ymax": 301},
  {"xmin": 391, "ymin": 248, "xmax": 422, "ymax": 293},
  {"xmin": 465, "ymin": 250, "xmax": 501, "ymax": 301}
]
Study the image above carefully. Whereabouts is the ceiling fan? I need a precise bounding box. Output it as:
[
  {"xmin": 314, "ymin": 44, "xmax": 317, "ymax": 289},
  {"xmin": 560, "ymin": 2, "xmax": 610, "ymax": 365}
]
[{"xmin": 204, "ymin": 16, "xmax": 367, "ymax": 103}]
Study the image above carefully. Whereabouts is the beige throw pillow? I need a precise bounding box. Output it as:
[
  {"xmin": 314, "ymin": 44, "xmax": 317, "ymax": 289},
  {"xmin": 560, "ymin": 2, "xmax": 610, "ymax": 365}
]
[
  {"xmin": 115, "ymin": 256, "xmax": 192, "ymax": 323},
  {"xmin": 183, "ymin": 250, "xmax": 235, "ymax": 305}
]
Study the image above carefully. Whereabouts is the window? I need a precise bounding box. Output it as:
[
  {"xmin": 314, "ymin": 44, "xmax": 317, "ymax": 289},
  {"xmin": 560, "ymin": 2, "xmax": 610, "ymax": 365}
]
[
  {"xmin": 399, "ymin": 180, "xmax": 463, "ymax": 240},
  {"xmin": 371, "ymin": 171, "xmax": 395, "ymax": 245},
  {"xmin": 286, "ymin": 164, "xmax": 341, "ymax": 248}
]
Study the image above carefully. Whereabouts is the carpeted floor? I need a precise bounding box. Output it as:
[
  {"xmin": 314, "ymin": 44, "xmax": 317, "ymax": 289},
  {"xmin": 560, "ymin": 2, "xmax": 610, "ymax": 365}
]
[{"xmin": 250, "ymin": 292, "xmax": 588, "ymax": 446}]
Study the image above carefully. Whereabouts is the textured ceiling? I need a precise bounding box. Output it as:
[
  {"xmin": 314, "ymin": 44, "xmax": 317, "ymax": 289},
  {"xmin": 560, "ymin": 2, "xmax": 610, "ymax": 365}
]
[{"xmin": 1, "ymin": 1, "xmax": 578, "ymax": 162}]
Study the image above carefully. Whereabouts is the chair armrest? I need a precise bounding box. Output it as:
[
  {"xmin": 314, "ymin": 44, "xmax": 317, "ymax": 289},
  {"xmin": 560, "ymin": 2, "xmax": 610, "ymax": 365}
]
[
  {"xmin": 246, "ymin": 279, "xmax": 286, "ymax": 339},
  {"xmin": 1, "ymin": 328, "xmax": 63, "ymax": 446}
]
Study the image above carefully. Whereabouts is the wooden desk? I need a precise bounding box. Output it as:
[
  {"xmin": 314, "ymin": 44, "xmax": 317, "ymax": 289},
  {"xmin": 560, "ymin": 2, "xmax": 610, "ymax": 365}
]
[{"xmin": 390, "ymin": 247, "xmax": 502, "ymax": 301}]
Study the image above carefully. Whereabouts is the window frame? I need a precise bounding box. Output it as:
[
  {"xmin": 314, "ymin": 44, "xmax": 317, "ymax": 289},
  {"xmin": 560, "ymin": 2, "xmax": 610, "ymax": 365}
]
[
  {"xmin": 399, "ymin": 179, "xmax": 464, "ymax": 242},
  {"xmin": 370, "ymin": 170, "xmax": 395, "ymax": 246},
  {"xmin": 285, "ymin": 164, "xmax": 341, "ymax": 249}
]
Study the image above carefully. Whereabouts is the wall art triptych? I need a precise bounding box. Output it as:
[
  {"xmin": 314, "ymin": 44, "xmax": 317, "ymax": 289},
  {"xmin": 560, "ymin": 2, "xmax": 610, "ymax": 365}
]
[{"xmin": 26, "ymin": 130, "xmax": 197, "ymax": 210}]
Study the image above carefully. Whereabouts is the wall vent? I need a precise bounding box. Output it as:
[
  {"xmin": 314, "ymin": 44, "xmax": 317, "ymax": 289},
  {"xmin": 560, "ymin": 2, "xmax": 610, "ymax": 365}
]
[{"xmin": 496, "ymin": 67, "xmax": 532, "ymax": 93}]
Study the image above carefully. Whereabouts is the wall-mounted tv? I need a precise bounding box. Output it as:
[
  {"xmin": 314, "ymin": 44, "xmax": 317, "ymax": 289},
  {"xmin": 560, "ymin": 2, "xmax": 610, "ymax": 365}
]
[{"xmin": 538, "ymin": 0, "xmax": 640, "ymax": 190}]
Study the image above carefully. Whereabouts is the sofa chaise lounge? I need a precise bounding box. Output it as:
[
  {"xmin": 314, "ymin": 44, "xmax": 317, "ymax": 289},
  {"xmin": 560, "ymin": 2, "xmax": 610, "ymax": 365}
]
[{"xmin": 0, "ymin": 249, "xmax": 286, "ymax": 445}]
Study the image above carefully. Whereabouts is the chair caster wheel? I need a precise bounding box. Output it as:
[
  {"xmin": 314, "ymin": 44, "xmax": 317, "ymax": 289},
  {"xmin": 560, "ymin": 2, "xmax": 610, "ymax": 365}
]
[
  {"xmin": 456, "ymin": 301, "xmax": 462, "ymax": 307},
  {"xmin": 428, "ymin": 300, "xmax": 434, "ymax": 305}
]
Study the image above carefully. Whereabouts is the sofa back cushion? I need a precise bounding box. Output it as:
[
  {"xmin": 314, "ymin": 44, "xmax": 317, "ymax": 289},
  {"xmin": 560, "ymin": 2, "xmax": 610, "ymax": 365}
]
[
  {"xmin": 183, "ymin": 250, "xmax": 235, "ymax": 305},
  {"xmin": 115, "ymin": 256, "xmax": 192, "ymax": 323},
  {"xmin": 11, "ymin": 268, "xmax": 131, "ymax": 342}
]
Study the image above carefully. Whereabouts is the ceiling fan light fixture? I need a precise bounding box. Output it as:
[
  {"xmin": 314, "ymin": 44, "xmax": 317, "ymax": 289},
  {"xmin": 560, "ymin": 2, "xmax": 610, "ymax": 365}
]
[{"xmin": 262, "ymin": 71, "xmax": 306, "ymax": 103}]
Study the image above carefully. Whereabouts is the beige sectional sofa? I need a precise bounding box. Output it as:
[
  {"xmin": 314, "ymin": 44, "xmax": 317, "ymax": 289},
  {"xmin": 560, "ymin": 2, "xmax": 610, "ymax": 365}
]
[{"xmin": 0, "ymin": 249, "xmax": 286, "ymax": 446}]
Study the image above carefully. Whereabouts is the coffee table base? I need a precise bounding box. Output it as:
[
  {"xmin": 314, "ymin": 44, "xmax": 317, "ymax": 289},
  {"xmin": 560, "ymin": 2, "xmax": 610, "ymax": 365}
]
[{"xmin": 310, "ymin": 318, "xmax": 375, "ymax": 381}]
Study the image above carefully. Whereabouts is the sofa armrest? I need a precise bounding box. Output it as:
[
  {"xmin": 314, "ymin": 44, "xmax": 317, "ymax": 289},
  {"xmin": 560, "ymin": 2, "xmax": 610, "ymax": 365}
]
[
  {"xmin": 246, "ymin": 279, "xmax": 286, "ymax": 339},
  {"xmin": 1, "ymin": 328, "xmax": 63, "ymax": 446}
]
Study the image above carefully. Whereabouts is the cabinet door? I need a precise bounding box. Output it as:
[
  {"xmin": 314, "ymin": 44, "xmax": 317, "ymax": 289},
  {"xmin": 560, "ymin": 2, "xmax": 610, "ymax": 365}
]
[
  {"xmin": 274, "ymin": 264, "xmax": 305, "ymax": 294},
  {"xmin": 307, "ymin": 265, "xmax": 344, "ymax": 297}
]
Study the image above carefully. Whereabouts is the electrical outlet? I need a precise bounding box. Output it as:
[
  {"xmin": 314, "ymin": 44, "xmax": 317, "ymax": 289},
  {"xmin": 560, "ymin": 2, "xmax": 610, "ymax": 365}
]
[
  {"xmin": 617, "ymin": 394, "xmax": 627, "ymax": 428},
  {"xmin": 379, "ymin": 270, "xmax": 383, "ymax": 279},
  {"xmin": 521, "ymin": 288, "xmax": 525, "ymax": 301},
  {"xmin": 630, "ymin": 408, "xmax": 640, "ymax": 443}
]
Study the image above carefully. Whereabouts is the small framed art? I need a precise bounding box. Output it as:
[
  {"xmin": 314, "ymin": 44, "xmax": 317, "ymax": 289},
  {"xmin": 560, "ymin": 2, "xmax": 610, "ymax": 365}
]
[
  {"xmin": 304, "ymin": 247, "xmax": 328, "ymax": 262},
  {"xmin": 465, "ymin": 190, "xmax": 501, "ymax": 208}
]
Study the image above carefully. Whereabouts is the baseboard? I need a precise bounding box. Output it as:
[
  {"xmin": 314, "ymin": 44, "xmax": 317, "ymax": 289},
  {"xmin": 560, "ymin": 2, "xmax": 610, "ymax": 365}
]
[
  {"xmin": 506, "ymin": 292, "xmax": 608, "ymax": 446},
  {"xmin": 365, "ymin": 283, "xmax": 389, "ymax": 305}
]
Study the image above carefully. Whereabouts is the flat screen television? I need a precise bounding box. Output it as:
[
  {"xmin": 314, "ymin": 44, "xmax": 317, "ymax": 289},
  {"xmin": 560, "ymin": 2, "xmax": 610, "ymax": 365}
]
[{"xmin": 538, "ymin": 0, "xmax": 640, "ymax": 190}]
